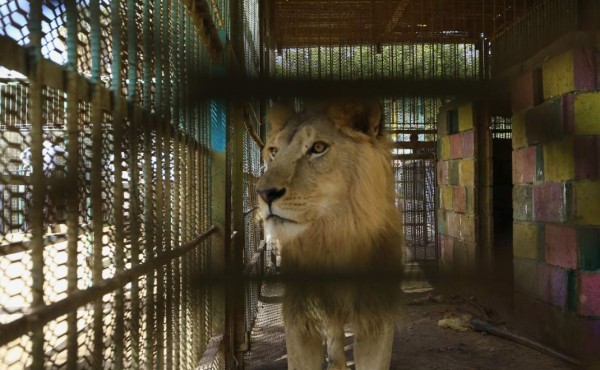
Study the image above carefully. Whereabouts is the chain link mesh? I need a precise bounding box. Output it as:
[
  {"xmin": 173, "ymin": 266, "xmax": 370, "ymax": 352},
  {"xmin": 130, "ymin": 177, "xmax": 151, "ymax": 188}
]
[{"xmin": 0, "ymin": 0, "xmax": 220, "ymax": 368}]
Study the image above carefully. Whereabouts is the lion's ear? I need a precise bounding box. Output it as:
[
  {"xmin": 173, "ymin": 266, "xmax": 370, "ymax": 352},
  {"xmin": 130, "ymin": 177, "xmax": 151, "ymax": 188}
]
[
  {"xmin": 326, "ymin": 99, "xmax": 382, "ymax": 137},
  {"xmin": 266, "ymin": 102, "xmax": 295, "ymax": 135}
]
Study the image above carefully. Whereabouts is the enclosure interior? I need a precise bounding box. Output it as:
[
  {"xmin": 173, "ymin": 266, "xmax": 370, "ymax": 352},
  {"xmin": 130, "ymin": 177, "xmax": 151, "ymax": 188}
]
[{"xmin": 1, "ymin": 0, "xmax": 600, "ymax": 369}]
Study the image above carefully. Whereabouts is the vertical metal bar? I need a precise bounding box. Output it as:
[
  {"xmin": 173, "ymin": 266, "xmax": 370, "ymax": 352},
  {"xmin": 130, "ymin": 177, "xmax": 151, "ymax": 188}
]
[
  {"xmin": 142, "ymin": 0, "xmax": 155, "ymax": 366},
  {"xmin": 165, "ymin": 2, "xmax": 178, "ymax": 368},
  {"xmin": 154, "ymin": 0, "xmax": 169, "ymax": 367},
  {"xmin": 143, "ymin": 125, "xmax": 155, "ymax": 370},
  {"xmin": 89, "ymin": 0, "xmax": 105, "ymax": 367},
  {"xmin": 180, "ymin": 11, "xmax": 191, "ymax": 368},
  {"xmin": 172, "ymin": 3, "xmax": 183, "ymax": 366},
  {"xmin": 65, "ymin": 0, "xmax": 80, "ymax": 368},
  {"xmin": 142, "ymin": 0, "xmax": 152, "ymax": 111},
  {"xmin": 191, "ymin": 34, "xmax": 200, "ymax": 363},
  {"xmin": 111, "ymin": 0, "xmax": 126, "ymax": 368},
  {"xmin": 28, "ymin": 0, "xmax": 45, "ymax": 367},
  {"xmin": 127, "ymin": 0, "xmax": 141, "ymax": 365}
]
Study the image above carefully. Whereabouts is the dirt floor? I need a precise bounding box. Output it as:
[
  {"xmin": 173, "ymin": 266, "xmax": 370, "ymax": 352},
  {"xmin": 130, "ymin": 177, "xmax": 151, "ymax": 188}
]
[{"xmin": 244, "ymin": 270, "xmax": 576, "ymax": 370}]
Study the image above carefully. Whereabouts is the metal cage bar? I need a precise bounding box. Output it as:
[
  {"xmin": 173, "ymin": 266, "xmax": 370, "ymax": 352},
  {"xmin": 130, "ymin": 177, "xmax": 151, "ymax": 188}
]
[{"xmin": 0, "ymin": 0, "xmax": 225, "ymax": 368}]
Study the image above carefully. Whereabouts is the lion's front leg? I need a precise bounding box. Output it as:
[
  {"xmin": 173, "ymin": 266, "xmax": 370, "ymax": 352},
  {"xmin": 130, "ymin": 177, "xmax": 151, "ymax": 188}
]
[
  {"xmin": 284, "ymin": 320, "xmax": 323, "ymax": 370},
  {"xmin": 353, "ymin": 319, "xmax": 394, "ymax": 370},
  {"xmin": 325, "ymin": 321, "xmax": 347, "ymax": 370}
]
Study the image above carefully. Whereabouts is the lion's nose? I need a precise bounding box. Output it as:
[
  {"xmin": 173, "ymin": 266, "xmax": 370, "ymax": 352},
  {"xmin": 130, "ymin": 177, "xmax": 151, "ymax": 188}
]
[{"xmin": 257, "ymin": 187, "xmax": 286, "ymax": 204}]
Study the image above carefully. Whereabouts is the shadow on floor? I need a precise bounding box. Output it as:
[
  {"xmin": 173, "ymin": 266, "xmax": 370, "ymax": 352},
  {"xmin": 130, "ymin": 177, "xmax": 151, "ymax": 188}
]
[{"xmin": 243, "ymin": 264, "xmax": 575, "ymax": 370}]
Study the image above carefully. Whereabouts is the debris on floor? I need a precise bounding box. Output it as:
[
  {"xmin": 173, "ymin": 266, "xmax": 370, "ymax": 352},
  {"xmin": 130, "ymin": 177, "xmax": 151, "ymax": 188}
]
[
  {"xmin": 245, "ymin": 284, "xmax": 578, "ymax": 370},
  {"xmin": 437, "ymin": 315, "xmax": 470, "ymax": 332}
]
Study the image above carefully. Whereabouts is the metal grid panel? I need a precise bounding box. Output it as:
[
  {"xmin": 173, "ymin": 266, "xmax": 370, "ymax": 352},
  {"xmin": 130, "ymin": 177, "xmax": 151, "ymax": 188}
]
[
  {"xmin": 0, "ymin": 0, "xmax": 30, "ymax": 45},
  {"xmin": 491, "ymin": 116, "xmax": 512, "ymax": 140},
  {"xmin": 386, "ymin": 97, "xmax": 439, "ymax": 261},
  {"xmin": 0, "ymin": 1, "xmax": 216, "ymax": 370},
  {"xmin": 270, "ymin": 0, "xmax": 543, "ymax": 48},
  {"xmin": 208, "ymin": 0, "xmax": 230, "ymax": 34},
  {"xmin": 274, "ymin": 43, "xmax": 483, "ymax": 80},
  {"xmin": 243, "ymin": 105, "xmax": 263, "ymax": 331},
  {"xmin": 491, "ymin": 0, "xmax": 579, "ymax": 74},
  {"xmin": 242, "ymin": 0, "xmax": 260, "ymax": 77}
]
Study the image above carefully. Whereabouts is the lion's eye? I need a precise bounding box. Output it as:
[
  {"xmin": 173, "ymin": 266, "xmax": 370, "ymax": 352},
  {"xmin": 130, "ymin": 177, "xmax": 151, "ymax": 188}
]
[
  {"xmin": 268, "ymin": 147, "xmax": 278, "ymax": 159},
  {"xmin": 309, "ymin": 141, "xmax": 329, "ymax": 155}
]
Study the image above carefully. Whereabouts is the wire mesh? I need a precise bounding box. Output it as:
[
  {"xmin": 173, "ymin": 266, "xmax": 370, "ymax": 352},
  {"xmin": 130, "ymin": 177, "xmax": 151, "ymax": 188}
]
[
  {"xmin": 491, "ymin": 116, "xmax": 512, "ymax": 140},
  {"xmin": 491, "ymin": 0, "xmax": 579, "ymax": 75},
  {"xmin": 243, "ymin": 104, "xmax": 263, "ymax": 332},
  {"xmin": 385, "ymin": 97, "xmax": 439, "ymax": 261},
  {"xmin": 0, "ymin": 1, "xmax": 218, "ymax": 369},
  {"xmin": 270, "ymin": 0, "xmax": 542, "ymax": 49},
  {"xmin": 0, "ymin": 0, "xmax": 31, "ymax": 45},
  {"xmin": 274, "ymin": 43, "xmax": 483, "ymax": 80}
]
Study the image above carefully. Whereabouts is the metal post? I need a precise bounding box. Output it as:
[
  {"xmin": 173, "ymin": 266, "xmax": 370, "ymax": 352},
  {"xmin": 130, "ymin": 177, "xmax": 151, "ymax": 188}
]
[
  {"xmin": 110, "ymin": 0, "xmax": 126, "ymax": 368},
  {"xmin": 126, "ymin": 0, "xmax": 141, "ymax": 365},
  {"xmin": 64, "ymin": 1, "xmax": 80, "ymax": 369},
  {"xmin": 27, "ymin": 0, "xmax": 45, "ymax": 367}
]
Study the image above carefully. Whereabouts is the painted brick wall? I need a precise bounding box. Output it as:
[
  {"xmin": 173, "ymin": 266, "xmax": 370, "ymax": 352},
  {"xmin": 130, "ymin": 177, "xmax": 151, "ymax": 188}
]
[
  {"xmin": 437, "ymin": 102, "xmax": 478, "ymax": 272},
  {"xmin": 510, "ymin": 46, "xmax": 600, "ymax": 359}
]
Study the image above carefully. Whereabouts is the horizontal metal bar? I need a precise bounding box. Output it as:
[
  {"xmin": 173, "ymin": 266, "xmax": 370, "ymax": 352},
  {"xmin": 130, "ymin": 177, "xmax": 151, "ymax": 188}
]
[
  {"xmin": 393, "ymin": 153, "xmax": 436, "ymax": 160},
  {"xmin": 0, "ymin": 175, "xmax": 32, "ymax": 185},
  {"xmin": 0, "ymin": 234, "xmax": 70, "ymax": 256},
  {"xmin": 187, "ymin": 0, "xmax": 224, "ymax": 62},
  {"xmin": 243, "ymin": 240, "xmax": 266, "ymax": 275},
  {"xmin": 387, "ymin": 129, "xmax": 437, "ymax": 135},
  {"xmin": 243, "ymin": 206, "xmax": 258, "ymax": 217},
  {"xmin": 196, "ymin": 334, "xmax": 224, "ymax": 370},
  {"xmin": 0, "ymin": 36, "xmax": 211, "ymax": 150},
  {"xmin": 0, "ymin": 223, "xmax": 130, "ymax": 256},
  {"xmin": 392, "ymin": 141, "xmax": 436, "ymax": 149},
  {"xmin": 0, "ymin": 35, "xmax": 111, "ymax": 111},
  {"xmin": 243, "ymin": 110, "xmax": 265, "ymax": 149},
  {"xmin": 0, "ymin": 225, "xmax": 218, "ymax": 346},
  {"xmin": 191, "ymin": 77, "xmax": 510, "ymax": 99}
]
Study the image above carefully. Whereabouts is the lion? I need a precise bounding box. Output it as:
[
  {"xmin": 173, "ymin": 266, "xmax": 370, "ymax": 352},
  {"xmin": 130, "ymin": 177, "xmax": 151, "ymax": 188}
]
[{"xmin": 256, "ymin": 99, "xmax": 405, "ymax": 370}]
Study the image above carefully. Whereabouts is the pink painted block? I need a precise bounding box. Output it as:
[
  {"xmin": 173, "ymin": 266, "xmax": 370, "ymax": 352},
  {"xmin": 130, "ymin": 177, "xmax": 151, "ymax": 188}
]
[
  {"xmin": 446, "ymin": 212, "xmax": 461, "ymax": 239},
  {"xmin": 511, "ymin": 70, "xmax": 541, "ymax": 113},
  {"xmin": 513, "ymin": 146, "xmax": 536, "ymax": 183},
  {"xmin": 437, "ymin": 161, "xmax": 448, "ymax": 185},
  {"xmin": 462, "ymin": 130, "xmax": 475, "ymax": 158},
  {"xmin": 533, "ymin": 182, "xmax": 566, "ymax": 222},
  {"xmin": 579, "ymin": 273, "xmax": 600, "ymax": 317},
  {"xmin": 441, "ymin": 236, "xmax": 454, "ymax": 263},
  {"xmin": 538, "ymin": 263, "xmax": 567, "ymax": 308},
  {"xmin": 545, "ymin": 224, "xmax": 577, "ymax": 269},
  {"xmin": 450, "ymin": 134, "xmax": 462, "ymax": 159},
  {"xmin": 453, "ymin": 187, "xmax": 467, "ymax": 214},
  {"xmin": 581, "ymin": 319, "xmax": 600, "ymax": 356},
  {"xmin": 574, "ymin": 47, "xmax": 598, "ymax": 92}
]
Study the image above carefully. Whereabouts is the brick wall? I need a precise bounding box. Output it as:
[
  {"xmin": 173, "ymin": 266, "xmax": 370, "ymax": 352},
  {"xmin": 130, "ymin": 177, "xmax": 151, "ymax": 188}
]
[
  {"xmin": 510, "ymin": 45, "xmax": 600, "ymax": 359},
  {"xmin": 437, "ymin": 102, "xmax": 478, "ymax": 272}
]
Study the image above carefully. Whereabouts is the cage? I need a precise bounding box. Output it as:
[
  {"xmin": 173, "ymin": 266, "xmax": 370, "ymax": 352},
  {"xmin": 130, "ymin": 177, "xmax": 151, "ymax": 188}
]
[{"xmin": 1, "ymin": 0, "xmax": 599, "ymax": 369}]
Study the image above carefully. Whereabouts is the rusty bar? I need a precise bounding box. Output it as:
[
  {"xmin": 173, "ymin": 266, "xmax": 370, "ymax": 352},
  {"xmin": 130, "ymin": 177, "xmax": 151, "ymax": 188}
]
[
  {"xmin": 0, "ymin": 226, "xmax": 218, "ymax": 347},
  {"xmin": 89, "ymin": 0, "xmax": 105, "ymax": 366},
  {"xmin": 243, "ymin": 240, "xmax": 266, "ymax": 275},
  {"xmin": 110, "ymin": 0, "xmax": 126, "ymax": 368},
  {"xmin": 188, "ymin": 77, "xmax": 508, "ymax": 99},
  {"xmin": 27, "ymin": 0, "xmax": 46, "ymax": 366},
  {"xmin": 64, "ymin": 0, "xmax": 80, "ymax": 368},
  {"xmin": 243, "ymin": 108, "xmax": 264, "ymax": 150},
  {"xmin": 126, "ymin": 0, "xmax": 141, "ymax": 364}
]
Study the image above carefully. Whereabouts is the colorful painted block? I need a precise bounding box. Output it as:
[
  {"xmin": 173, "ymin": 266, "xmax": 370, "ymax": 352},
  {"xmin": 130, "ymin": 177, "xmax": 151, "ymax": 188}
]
[{"xmin": 545, "ymin": 224, "xmax": 577, "ymax": 269}]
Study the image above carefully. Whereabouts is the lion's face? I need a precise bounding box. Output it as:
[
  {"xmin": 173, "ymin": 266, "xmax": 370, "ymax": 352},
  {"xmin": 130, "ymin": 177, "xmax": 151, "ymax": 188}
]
[{"xmin": 257, "ymin": 101, "xmax": 387, "ymax": 243}]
